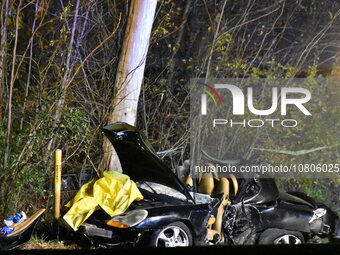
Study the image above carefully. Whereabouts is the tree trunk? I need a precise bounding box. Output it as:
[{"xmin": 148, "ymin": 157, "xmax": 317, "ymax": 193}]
[
  {"xmin": 0, "ymin": 0, "xmax": 9, "ymax": 122},
  {"xmin": 3, "ymin": 0, "xmax": 22, "ymax": 169},
  {"xmin": 99, "ymin": 0, "xmax": 157, "ymax": 172}
]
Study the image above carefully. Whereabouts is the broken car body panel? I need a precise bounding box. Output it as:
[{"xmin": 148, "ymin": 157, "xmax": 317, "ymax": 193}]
[
  {"xmin": 101, "ymin": 123, "xmax": 194, "ymax": 202},
  {"xmin": 225, "ymin": 176, "xmax": 340, "ymax": 244}
]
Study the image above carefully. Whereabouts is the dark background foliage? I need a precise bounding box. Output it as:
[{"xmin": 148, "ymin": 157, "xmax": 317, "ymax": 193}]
[{"xmin": 0, "ymin": 0, "xmax": 339, "ymax": 222}]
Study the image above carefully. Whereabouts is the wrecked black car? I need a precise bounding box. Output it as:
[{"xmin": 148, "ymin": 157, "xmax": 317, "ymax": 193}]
[
  {"xmin": 187, "ymin": 149, "xmax": 340, "ymax": 245},
  {"xmin": 59, "ymin": 122, "xmax": 340, "ymax": 247},
  {"xmin": 222, "ymin": 177, "xmax": 340, "ymax": 245},
  {"xmin": 59, "ymin": 122, "xmax": 223, "ymax": 247}
]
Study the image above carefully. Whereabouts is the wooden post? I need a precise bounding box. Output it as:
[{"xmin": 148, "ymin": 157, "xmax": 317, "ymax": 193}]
[
  {"xmin": 99, "ymin": 0, "xmax": 158, "ymax": 173},
  {"xmin": 54, "ymin": 149, "xmax": 62, "ymax": 220}
]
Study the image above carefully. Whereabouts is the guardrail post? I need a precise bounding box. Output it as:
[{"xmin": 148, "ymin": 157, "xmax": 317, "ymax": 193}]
[{"xmin": 54, "ymin": 149, "xmax": 62, "ymax": 220}]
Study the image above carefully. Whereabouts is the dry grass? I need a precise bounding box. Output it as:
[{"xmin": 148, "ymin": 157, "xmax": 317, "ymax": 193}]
[{"xmin": 19, "ymin": 235, "xmax": 80, "ymax": 250}]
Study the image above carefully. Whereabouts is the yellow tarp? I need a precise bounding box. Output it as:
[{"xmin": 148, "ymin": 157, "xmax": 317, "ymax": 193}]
[{"xmin": 63, "ymin": 171, "xmax": 143, "ymax": 231}]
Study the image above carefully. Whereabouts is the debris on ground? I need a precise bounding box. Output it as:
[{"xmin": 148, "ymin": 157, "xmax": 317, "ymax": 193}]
[{"xmin": 0, "ymin": 211, "xmax": 27, "ymax": 235}]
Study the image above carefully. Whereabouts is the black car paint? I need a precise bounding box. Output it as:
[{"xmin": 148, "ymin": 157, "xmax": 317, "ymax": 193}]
[
  {"xmin": 225, "ymin": 177, "xmax": 340, "ymax": 243},
  {"xmin": 83, "ymin": 197, "xmax": 214, "ymax": 246},
  {"xmin": 234, "ymin": 179, "xmax": 315, "ymax": 233},
  {"xmin": 101, "ymin": 123, "xmax": 194, "ymax": 202},
  {"xmin": 233, "ymin": 178, "xmax": 280, "ymax": 205},
  {"xmin": 258, "ymin": 201, "xmax": 314, "ymax": 233},
  {"xmin": 134, "ymin": 203, "xmax": 212, "ymax": 243}
]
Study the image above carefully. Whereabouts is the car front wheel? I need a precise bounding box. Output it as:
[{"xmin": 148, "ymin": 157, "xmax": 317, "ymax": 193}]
[
  {"xmin": 258, "ymin": 228, "xmax": 304, "ymax": 245},
  {"xmin": 149, "ymin": 221, "xmax": 193, "ymax": 247}
]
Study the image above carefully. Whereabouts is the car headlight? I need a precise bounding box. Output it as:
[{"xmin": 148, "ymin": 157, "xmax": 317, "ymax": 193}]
[{"xmin": 106, "ymin": 209, "xmax": 148, "ymax": 228}]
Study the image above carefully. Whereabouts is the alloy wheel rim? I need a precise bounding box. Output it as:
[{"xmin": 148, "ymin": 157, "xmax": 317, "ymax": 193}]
[
  {"xmin": 156, "ymin": 226, "xmax": 190, "ymax": 247},
  {"xmin": 274, "ymin": 234, "xmax": 302, "ymax": 245}
]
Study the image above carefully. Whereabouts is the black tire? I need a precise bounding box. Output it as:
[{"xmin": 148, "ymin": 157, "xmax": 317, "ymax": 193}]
[
  {"xmin": 149, "ymin": 221, "xmax": 193, "ymax": 247},
  {"xmin": 258, "ymin": 228, "xmax": 304, "ymax": 245}
]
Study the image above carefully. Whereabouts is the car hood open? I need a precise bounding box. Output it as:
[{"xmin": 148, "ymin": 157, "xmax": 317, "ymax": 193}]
[{"xmin": 101, "ymin": 122, "xmax": 193, "ymax": 202}]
